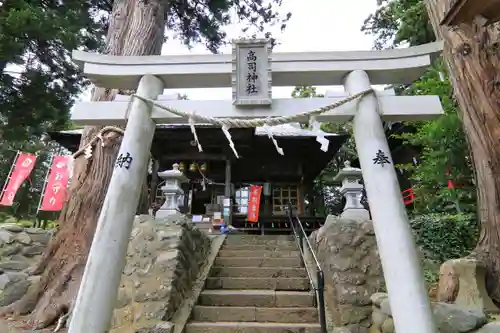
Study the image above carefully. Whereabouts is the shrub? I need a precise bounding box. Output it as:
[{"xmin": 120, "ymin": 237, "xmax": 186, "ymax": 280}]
[
  {"xmin": 410, "ymin": 213, "xmax": 478, "ymax": 264},
  {"xmin": 0, "ymin": 212, "xmax": 9, "ymax": 223},
  {"xmin": 17, "ymin": 220, "xmax": 34, "ymax": 228}
]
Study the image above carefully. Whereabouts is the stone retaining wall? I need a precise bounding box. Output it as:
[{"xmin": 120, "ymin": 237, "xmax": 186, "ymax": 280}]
[
  {"xmin": 0, "ymin": 215, "xmax": 212, "ymax": 333},
  {"xmin": 111, "ymin": 215, "xmax": 211, "ymax": 332},
  {"xmin": 370, "ymin": 292, "xmax": 500, "ymax": 333},
  {"xmin": 0, "ymin": 224, "xmax": 52, "ymax": 307},
  {"xmin": 308, "ymin": 216, "xmax": 385, "ymax": 333}
]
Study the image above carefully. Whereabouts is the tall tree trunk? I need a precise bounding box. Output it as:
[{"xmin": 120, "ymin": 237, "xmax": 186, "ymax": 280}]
[
  {"xmin": 0, "ymin": 0, "xmax": 166, "ymax": 328},
  {"xmin": 425, "ymin": 0, "xmax": 500, "ymax": 302}
]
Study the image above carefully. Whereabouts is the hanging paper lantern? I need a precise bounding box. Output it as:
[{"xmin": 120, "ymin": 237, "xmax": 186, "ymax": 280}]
[
  {"xmin": 200, "ymin": 163, "xmax": 208, "ymax": 172},
  {"xmin": 178, "ymin": 162, "xmax": 185, "ymax": 172},
  {"xmin": 189, "ymin": 162, "xmax": 197, "ymax": 172}
]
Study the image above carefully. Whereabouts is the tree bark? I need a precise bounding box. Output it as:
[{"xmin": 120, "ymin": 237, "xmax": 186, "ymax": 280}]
[
  {"xmin": 0, "ymin": 0, "xmax": 167, "ymax": 328},
  {"xmin": 424, "ymin": 0, "xmax": 500, "ymax": 302}
]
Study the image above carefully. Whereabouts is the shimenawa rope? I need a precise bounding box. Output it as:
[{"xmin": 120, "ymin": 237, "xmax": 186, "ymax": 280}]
[
  {"xmin": 132, "ymin": 88, "xmax": 373, "ymax": 127},
  {"xmin": 73, "ymin": 88, "xmax": 374, "ymax": 160}
]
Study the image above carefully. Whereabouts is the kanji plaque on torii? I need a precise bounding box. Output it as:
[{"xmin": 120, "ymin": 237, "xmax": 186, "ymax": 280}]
[{"xmin": 232, "ymin": 38, "xmax": 272, "ymax": 106}]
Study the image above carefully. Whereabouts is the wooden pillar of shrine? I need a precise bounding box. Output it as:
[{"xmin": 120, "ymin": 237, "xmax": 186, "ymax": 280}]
[
  {"xmin": 224, "ymin": 159, "xmax": 232, "ymax": 225},
  {"xmin": 149, "ymin": 159, "xmax": 160, "ymax": 206},
  {"xmin": 263, "ymin": 182, "xmax": 272, "ymax": 216}
]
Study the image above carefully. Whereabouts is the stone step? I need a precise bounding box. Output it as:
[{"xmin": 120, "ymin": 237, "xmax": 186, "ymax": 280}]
[
  {"xmin": 210, "ymin": 266, "xmax": 308, "ymax": 278},
  {"xmin": 223, "ymin": 238, "xmax": 297, "ymax": 246},
  {"xmin": 185, "ymin": 321, "xmax": 321, "ymax": 333},
  {"xmin": 198, "ymin": 290, "xmax": 315, "ymax": 307},
  {"xmin": 205, "ymin": 277, "xmax": 310, "ymax": 290},
  {"xmin": 214, "ymin": 257, "xmax": 303, "ymax": 268},
  {"xmin": 217, "ymin": 249, "xmax": 300, "ymax": 257},
  {"xmin": 223, "ymin": 235, "xmax": 295, "ymax": 244},
  {"xmin": 192, "ymin": 306, "xmax": 319, "ymax": 323},
  {"xmin": 220, "ymin": 244, "xmax": 298, "ymax": 251},
  {"xmin": 225, "ymin": 235, "xmax": 295, "ymax": 241}
]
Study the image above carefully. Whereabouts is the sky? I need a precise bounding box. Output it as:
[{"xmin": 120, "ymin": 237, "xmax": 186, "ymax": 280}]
[{"xmin": 80, "ymin": 0, "xmax": 379, "ymax": 101}]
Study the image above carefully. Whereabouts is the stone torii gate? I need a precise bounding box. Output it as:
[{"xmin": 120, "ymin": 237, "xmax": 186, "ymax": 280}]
[{"xmin": 67, "ymin": 39, "xmax": 444, "ymax": 333}]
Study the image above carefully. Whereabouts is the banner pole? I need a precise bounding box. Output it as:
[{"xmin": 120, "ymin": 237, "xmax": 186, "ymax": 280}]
[
  {"xmin": 37, "ymin": 153, "xmax": 54, "ymax": 215},
  {"xmin": 0, "ymin": 151, "xmax": 20, "ymax": 203}
]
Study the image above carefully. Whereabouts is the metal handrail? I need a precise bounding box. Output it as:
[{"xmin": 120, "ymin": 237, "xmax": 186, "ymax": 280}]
[{"xmin": 286, "ymin": 203, "xmax": 327, "ymax": 333}]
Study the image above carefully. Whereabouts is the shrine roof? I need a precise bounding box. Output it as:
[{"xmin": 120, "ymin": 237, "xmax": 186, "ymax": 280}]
[{"xmin": 50, "ymin": 124, "xmax": 348, "ymax": 182}]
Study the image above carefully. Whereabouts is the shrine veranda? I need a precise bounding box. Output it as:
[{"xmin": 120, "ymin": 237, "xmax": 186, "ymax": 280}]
[{"xmin": 67, "ymin": 39, "xmax": 444, "ymax": 333}]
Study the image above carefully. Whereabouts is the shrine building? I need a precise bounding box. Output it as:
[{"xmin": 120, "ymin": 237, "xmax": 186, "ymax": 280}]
[{"xmin": 49, "ymin": 123, "xmax": 348, "ymax": 232}]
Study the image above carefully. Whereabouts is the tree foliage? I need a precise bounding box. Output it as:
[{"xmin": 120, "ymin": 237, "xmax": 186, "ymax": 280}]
[
  {"xmin": 396, "ymin": 62, "xmax": 475, "ymax": 214},
  {"xmin": 0, "ymin": 0, "xmax": 106, "ymax": 142},
  {"xmin": 291, "ymin": 86, "xmax": 324, "ymax": 99},
  {"xmin": 166, "ymin": 0, "xmax": 291, "ymax": 52},
  {"xmin": 362, "ymin": 0, "xmax": 475, "ymax": 216},
  {"xmin": 361, "ymin": 0, "xmax": 435, "ymax": 49}
]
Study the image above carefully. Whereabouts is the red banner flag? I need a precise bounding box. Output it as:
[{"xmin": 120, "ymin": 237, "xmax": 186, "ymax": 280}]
[
  {"xmin": 247, "ymin": 185, "xmax": 262, "ymax": 223},
  {"xmin": 39, "ymin": 155, "xmax": 71, "ymax": 212},
  {"xmin": 0, "ymin": 153, "xmax": 37, "ymax": 206}
]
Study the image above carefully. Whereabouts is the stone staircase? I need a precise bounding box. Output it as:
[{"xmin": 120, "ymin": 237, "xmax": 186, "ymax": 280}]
[{"xmin": 186, "ymin": 234, "xmax": 321, "ymax": 333}]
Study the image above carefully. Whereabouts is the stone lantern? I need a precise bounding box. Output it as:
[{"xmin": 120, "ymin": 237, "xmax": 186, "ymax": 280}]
[
  {"xmin": 156, "ymin": 163, "xmax": 189, "ymax": 218},
  {"xmin": 333, "ymin": 161, "xmax": 369, "ymax": 220}
]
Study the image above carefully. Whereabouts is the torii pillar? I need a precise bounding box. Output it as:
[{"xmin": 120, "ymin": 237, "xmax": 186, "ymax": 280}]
[
  {"xmin": 345, "ymin": 70, "xmax": 436, "ymax": 333},
  {"xmin": 68, "ymin": 74, "xmax": 164, "ymax": 333}
]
